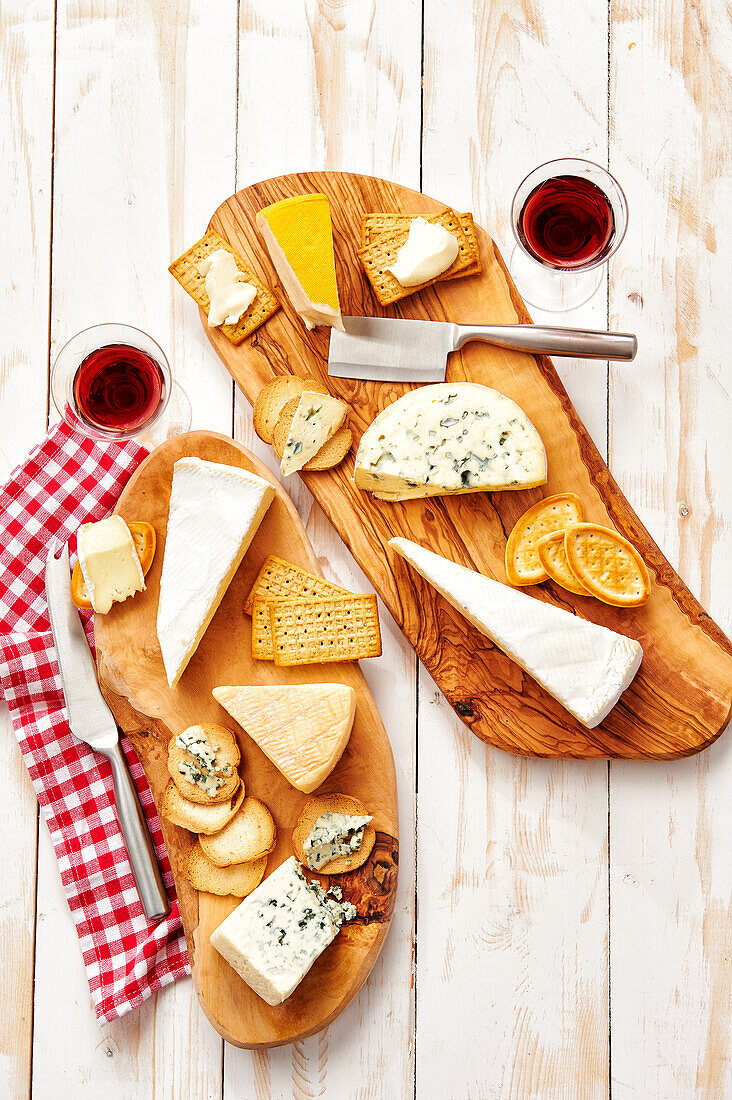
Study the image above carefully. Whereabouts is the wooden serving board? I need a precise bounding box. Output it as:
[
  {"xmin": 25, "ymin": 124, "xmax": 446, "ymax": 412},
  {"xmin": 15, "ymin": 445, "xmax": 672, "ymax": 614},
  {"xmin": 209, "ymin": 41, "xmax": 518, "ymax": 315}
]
[
  {"xmin": 200, "ymin": 170, "xmax": 732, "ymax": 760},
  {"xmin": 94, "ymin": 431, "xmax": 399, "ymax": 1048}
]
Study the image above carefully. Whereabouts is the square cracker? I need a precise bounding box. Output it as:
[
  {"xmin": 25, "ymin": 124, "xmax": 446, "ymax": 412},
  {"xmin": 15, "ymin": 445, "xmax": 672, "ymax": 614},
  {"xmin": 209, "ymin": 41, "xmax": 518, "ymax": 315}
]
[
  {"xmin": 357, "ymin": 209, "xmax": 475, "ymax": 306},
  {"xmin": 269, "ymin": 595, "xmax": 382, "ymax": 666},
  {"xmin": 360, "ymin": 211, "xmax": 481, "ymax": 282},
  {"xmin": 169, "ymin": 230, "xmax": 280, "ymax": 345},
  {"xmin": 244, "ymin": 555, "xmax": 350, "ymax": 615}
]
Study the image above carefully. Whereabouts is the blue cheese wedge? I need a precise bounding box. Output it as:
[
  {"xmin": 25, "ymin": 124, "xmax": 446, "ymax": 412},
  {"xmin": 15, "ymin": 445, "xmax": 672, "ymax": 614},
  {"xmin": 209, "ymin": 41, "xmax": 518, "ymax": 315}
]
[
  {"xmin": 280, "ymin": 391, "xmax": 347, "ymax": 476},
  {"xmin": 303, "ymin": 812, "xmax": 373, "ymax": 870},
  {"xmin": 77, "ymin": 515, "xmax": 145, "ymax": 614},
  {"xmin": 354, "ymin": 382, "xmax": 546, "ymax": 500},
  {"xmin": 210, "ymin": 856, "xmax": 354, "ymax": 1005},
  {"xmin": 390, "ymin": 537, "xmax": 642, "ymax": 729},
  {"xmin": 175, "ymin": 727, "xmax": 233, "ymax": 797}
]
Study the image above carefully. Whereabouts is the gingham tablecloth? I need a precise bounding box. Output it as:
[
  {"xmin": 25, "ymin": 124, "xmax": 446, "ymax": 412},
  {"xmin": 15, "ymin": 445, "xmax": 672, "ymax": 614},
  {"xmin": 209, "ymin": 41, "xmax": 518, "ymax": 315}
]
[{"xmin": 0, "ymin": 421, "xmax": 189, "ymax": 1022}]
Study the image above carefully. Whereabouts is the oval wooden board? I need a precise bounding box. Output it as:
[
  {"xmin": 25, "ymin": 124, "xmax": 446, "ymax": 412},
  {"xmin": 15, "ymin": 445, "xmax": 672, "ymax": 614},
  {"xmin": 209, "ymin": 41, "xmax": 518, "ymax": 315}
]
[
  {"xmin": 198, "ymin": 170, "xmax": 732, "ymax": 760},
  {"xmin": 94, "ymin": 431, "xmax": 399, "ymax": 1048}
]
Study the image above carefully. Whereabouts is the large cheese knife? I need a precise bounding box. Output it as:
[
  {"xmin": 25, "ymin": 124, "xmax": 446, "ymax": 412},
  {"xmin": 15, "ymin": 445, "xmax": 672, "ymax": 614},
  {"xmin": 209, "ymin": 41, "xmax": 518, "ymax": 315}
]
[
  {"xmin": 328, "ymin": 316, "xmax": 637, "ymax": 382},
  {"xmin": 45, "ymin": 538, "xmax": 170, "ymax": 921}
]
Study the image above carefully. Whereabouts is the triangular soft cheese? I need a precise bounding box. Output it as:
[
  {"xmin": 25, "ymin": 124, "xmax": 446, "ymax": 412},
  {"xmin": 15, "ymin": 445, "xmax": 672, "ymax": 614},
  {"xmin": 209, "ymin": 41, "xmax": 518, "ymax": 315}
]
[
  {"xmin": 213, "ymin": 684, "xmax": 356, "ymax": 792},
  {"xmin": 390, "ymin": 537, "xmax": 642, "ymax": 729},
  {"xmin": 157, "ymin": 458, "xmax": 275, "ymax": 687}
]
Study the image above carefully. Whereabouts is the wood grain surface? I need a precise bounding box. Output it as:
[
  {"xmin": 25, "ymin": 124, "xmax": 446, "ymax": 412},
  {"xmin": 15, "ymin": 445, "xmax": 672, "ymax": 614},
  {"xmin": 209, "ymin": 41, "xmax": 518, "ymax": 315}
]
[
  {"xmin": 94, "ymin": 431, "xmax": 399, "ymax": 1048},
  {"xmin": 200, "ymin": 169, "xmax": 732, "ymax": 761},
  {"xmin": 2, "ymin": 1, "xmax": 729, "ymax": 1097}
]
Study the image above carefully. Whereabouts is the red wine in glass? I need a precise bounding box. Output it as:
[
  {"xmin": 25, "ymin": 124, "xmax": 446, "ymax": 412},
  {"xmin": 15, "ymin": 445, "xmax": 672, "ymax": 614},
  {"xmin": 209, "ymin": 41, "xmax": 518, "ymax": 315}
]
[
  {"xmin": 73, "ymin": 343, "xmax": 165, "ymax": 433},
  {"xmin": 517, "ymin": 174, "xmax": 615, "ymax": 269}
]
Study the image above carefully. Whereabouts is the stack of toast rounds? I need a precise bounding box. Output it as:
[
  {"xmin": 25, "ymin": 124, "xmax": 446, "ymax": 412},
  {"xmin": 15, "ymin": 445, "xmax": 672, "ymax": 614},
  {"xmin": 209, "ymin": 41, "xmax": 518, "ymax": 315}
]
[
  {"xmin": 253, "ymin": 376, "xmax": 352, "ymax": 472},
  {"xmin": 505, "ymin": 493, "xmax": 650, "ymax": 607}
]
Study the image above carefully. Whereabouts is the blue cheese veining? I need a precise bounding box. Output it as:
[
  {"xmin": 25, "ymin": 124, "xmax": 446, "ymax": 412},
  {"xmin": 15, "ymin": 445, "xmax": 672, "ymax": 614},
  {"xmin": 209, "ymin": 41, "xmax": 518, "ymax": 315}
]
[
  {"xmin": 210, "ymin": 856, "xmax": 357, "ymax": 1005},
  {"xmin": 303, "ymin": 812, "xmax": 373, "ymax": 870},
  {"xmin": 280, "ymin": 391, "xmax": 347, "ymax": 477},
  {"xmin": 176, "ymin": 726, "xmax": 233, "ymax": 797},
  {"xmin": 354, "ymin": 382, "xmax": 547, "ymax": 501}
]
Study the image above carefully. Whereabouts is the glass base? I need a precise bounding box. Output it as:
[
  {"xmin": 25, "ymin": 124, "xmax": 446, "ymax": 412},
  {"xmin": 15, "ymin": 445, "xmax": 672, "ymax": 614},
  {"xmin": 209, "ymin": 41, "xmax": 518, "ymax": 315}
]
[
  {"xmin": 136, "ymin": 381, "xmax": 192, "ymax": 449},
  {"xmin": 509, "ymin": 245, "xmax": 604, "ymax": 312}
]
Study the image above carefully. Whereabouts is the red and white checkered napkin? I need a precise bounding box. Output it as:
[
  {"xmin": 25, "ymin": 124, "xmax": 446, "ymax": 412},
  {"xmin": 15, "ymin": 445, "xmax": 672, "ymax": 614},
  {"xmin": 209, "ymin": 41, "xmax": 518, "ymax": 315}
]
[{"xmin": 0, "ymin": 420, "xmax": 189, "ymax": 1022}]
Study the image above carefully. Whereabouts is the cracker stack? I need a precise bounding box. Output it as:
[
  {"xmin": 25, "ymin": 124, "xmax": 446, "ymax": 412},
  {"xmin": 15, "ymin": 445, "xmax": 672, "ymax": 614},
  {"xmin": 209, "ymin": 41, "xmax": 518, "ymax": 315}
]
[
  {"xmin": 357, "ymin": 208, "xmax": 482, "ymax": 306},
  {"xmin": 245, "ymin": 555, "xmax": 381, "ymax": 665}
]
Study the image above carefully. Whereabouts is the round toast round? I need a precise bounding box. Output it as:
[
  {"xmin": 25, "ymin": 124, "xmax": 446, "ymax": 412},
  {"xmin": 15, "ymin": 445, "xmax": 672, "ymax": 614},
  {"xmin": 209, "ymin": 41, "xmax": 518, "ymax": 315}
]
[
  {"xmin": 292, "ymin": 793, "xmax": 376, "ymax": 874},
  {"xmin": 161, "ymin": 780, "xmax": 245, "ymax": 834},
  {"xmin": 253, "ymin": 376, "xmax": 328, "ymax": 444},
  {"xmin": 536, "ymin": 530, "xmax": 590, "ymax": 596},
  {"xmin": 185, "ymin": 843, "xmax": 268, "ymax": 898},
  {"xmin": 168, "ymin": 723, "xmax": 241, "ymax": 805},
  {"xmin": 564, "ymin": 523, "xmax": 651, "ymax": 607},
  {"xmin": 199, "ymin": 796, "xmax": 276, "ymax": 867},
  {"xmin": 505, "ymin": 493, "xmax": 584, "ymax": 586}
]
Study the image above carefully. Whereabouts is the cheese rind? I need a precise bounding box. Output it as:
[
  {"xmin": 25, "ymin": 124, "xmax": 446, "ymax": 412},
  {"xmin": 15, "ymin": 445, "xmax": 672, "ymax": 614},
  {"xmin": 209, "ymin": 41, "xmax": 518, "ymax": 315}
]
[
  {"xmin": 212, "ymin": 683, "xmax": 356, "ymax": 792},
  {"xmin": 210, "ymin": 857, "xmax": 341, "ymax": 1005},
  {"xmin": 256, "ymin": 194, "xmax": 344, "ymax": 331},
  {"xmin": 156, "ymin": 458, "xmax": 275, "ymax": 687},
  {"xmin": 77, "ymin": 516, "xmax": 145, "ymax": 615},
  {"xmin": 390, "ymin": 537, "xmax": 642, "ymax": 728},
  {"xmin": 280, "ymin": 391, "xmax": 347, "ymax": 476},
  {"xmin": 354, "ymin": 383, "xmax": 547, "ymax": 500}
]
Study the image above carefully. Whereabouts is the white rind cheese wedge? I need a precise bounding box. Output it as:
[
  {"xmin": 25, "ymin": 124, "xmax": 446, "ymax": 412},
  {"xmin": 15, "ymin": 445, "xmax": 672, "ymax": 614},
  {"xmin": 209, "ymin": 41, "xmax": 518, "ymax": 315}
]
[
  {"xmin": 77, "ymin": 515, "xmax": 145, "ymax": 615},
  {"xmin": 280, "ymin": 391, "xmax": 347, "ymax": 477},
  {"xmin": 354, "ymin": 382, "xmax": 547, "ymax": 500},
  {"xmin": 210, "ymin": 857, "xmax": 341, "ymax": 1005},
  {"xmin": 390, "ymin": 537, "xmax": 642, "ymax": 729},
  {"xmin": 212, "ymin": 683, "xmax": 356, "ymax": 792},
  {"xmin": 157, "ymin": 458, "xmax": 275, "ymax": 687}
]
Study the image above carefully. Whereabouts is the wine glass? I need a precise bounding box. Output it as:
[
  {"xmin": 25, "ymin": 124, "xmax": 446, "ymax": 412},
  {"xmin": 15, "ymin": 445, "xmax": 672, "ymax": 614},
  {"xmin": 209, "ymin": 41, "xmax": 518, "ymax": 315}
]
[
  {"xmin": 509, "ymin": 157, "xmax": 628, "ymax": 312},
  {"xmin": 50, "ymin": 323, "xmax": 191, "ymax": 446}
]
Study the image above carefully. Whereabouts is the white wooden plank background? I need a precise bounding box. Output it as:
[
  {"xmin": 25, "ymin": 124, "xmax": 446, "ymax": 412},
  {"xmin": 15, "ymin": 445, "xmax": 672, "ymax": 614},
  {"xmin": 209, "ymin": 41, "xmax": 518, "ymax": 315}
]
[{"xmin": 0, "ymin": 1, "xmax": 729, "ymax": 1098}]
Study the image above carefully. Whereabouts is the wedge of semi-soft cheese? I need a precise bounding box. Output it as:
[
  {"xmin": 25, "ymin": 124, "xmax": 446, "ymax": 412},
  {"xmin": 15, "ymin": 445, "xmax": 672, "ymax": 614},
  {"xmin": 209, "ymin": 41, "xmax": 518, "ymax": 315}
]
[
  {"xmin": 354, "ymin": 382, "xmax": 547, "ymax": 501},
  {"xmin": 390, "ymin": 537, "xmax": 642, "ymax": 728},
  {"xmin": 280, "ymin": 391, "xmax": 347, "ymax": 477},
  {"xmin": 210, "ymin": 856, "xmax": 352, "ymax": 1005},
  {"xmin": 256, "ymin": 194, "xmax": 344, "ymax": 331},
  {"xmin": 157, "ymin": 458, "xmax": 275, "ymax": 687},
  {"xmin": 212, "ymin": 683, "xmax": 356, "ymax": 792}
]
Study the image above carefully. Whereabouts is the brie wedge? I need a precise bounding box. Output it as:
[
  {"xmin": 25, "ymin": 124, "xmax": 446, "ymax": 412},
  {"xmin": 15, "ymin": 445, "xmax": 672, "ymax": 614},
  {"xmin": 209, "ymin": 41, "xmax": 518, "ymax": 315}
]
[
  {"xmin": 390, "ymin": 537, "xmax": 642, "ymax": 728},
  {"xmin": 354, "ymin": 382, "xmax": 547, "ymax": 500},
  {"xmin": 157, "ymin": 458, "xmax": 275, "ymax": 687}
]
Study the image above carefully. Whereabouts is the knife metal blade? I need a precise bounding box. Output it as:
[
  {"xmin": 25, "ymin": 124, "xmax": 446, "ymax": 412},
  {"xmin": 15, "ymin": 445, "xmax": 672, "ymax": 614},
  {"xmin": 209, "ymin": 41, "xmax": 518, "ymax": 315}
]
[
  {"xmin": 45, "ymin": 539, "xmax": 120, "ymax": 751},
  {"xmin": 45, "ymin": 537, "xmax": 169, "ymax": 920},
  {"xmin": 327, "ymin": 315, "xmax": 638, "ymax": 381}
]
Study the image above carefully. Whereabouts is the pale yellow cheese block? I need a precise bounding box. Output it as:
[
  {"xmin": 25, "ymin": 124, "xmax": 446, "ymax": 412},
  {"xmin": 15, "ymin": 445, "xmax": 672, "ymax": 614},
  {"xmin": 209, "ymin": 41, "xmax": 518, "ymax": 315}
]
[{"xmin": 212, "ymin": 684, "xmax": 356, "ymax": 793}]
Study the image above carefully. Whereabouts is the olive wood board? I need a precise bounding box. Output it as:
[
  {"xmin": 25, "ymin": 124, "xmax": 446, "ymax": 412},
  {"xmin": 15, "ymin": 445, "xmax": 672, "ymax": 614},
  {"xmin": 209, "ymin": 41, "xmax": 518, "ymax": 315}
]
[
  {"xmin": 94, "ymin": 431, "xmax": 399, "ymax": 1048},
  {"xmin": 198, "ymin": 170, "xmax": 732, "ymax": 760}
]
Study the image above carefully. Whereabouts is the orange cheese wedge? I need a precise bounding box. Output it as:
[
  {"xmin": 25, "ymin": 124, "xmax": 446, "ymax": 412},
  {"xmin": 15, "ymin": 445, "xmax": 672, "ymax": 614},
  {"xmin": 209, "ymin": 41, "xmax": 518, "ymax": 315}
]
[
  {"xmin": 505, "ymin": 493, "xmax": 584, "ymax": 586},
  {"xmin": 563, "ymin": 523, "xmax": 650, "ymax": 607},
  {"xmin": 536, "ymin": 530, "xmax": 590, "ymax": 596},
  {"xmin": 71, "ymin": 521, "xmax": 156, "ymax": 609}
]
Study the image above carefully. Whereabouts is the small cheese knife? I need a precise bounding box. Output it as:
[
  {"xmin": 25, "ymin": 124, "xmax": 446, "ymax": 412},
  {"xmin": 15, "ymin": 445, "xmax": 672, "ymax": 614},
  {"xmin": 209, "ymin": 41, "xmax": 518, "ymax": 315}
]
[
  {"xmin": 328, "ymin": 316, "xmax": 638, "ymax": 382},
  {"xmin": 45, "ymin": 538, "xmax": 170, "ymax": 921}
]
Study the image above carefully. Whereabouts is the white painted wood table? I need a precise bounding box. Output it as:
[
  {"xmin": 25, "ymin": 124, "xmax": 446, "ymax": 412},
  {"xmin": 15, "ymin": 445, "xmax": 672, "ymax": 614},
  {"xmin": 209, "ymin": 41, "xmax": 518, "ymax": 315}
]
[{"xmin": 1, "ymin": 3, "xmax": 730, "ymax": 1097}]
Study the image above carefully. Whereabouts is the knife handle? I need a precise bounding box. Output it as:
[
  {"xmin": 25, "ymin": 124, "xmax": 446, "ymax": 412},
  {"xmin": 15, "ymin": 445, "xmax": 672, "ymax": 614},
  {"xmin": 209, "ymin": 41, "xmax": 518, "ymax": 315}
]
[
  {"xmin": 105, "ymin": 741, "xmax": 170, "ymax": 921},
  {"xmin": 452, "ymin": 324, "xmax": 637, "ymax": 362}
]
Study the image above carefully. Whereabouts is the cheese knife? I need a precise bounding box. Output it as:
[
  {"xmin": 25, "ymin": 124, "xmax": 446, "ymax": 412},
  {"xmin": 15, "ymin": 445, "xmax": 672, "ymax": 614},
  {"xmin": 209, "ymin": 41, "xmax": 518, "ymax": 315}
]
[
  {"xmin": 45, "ymin": 538, "xmax": 170, "ymax": 921},
  {"xmin": 328, "ymin": 316, "xmax": 637, "ymax": 382}
]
